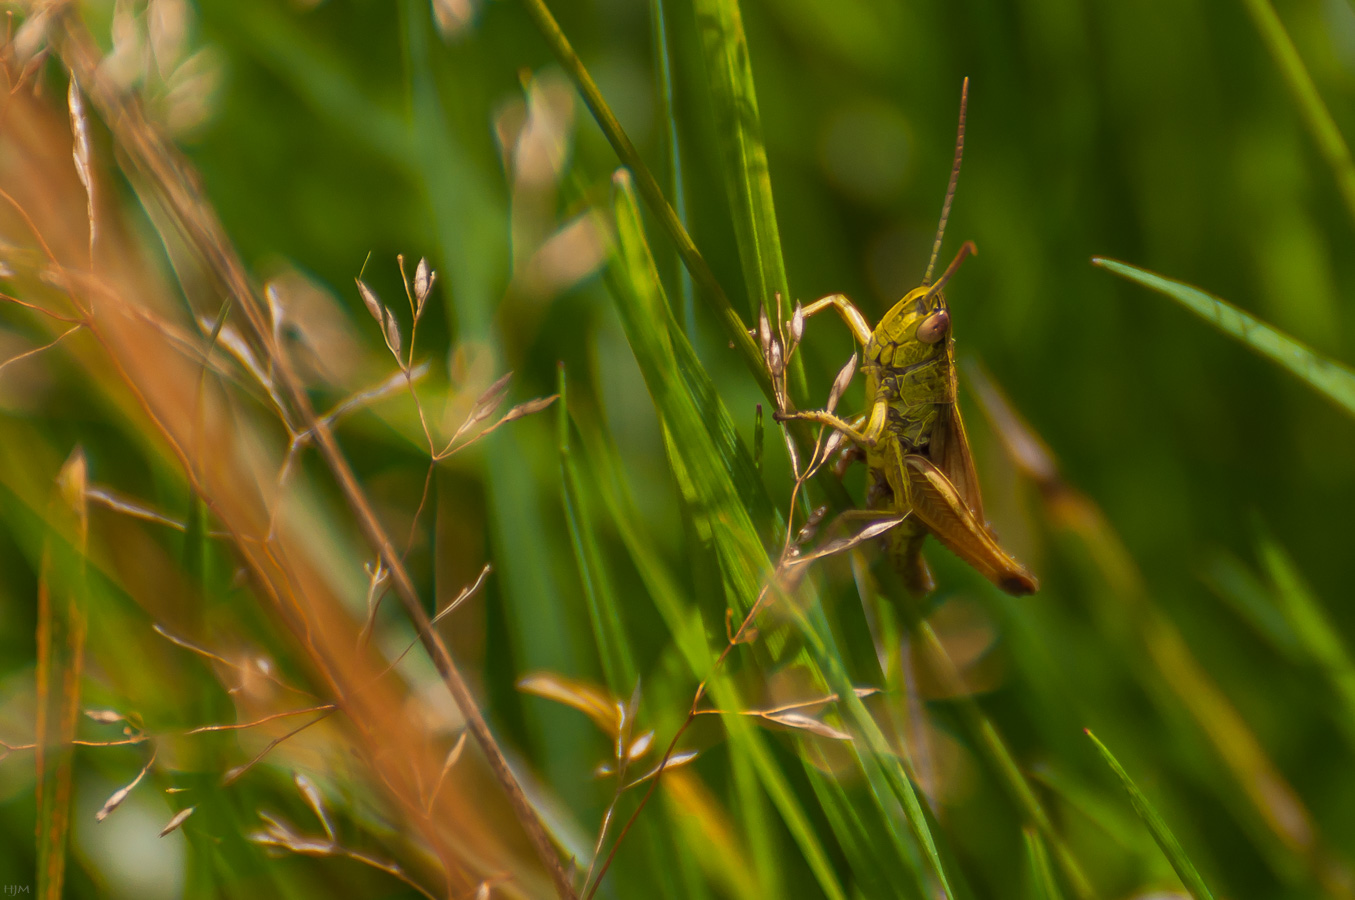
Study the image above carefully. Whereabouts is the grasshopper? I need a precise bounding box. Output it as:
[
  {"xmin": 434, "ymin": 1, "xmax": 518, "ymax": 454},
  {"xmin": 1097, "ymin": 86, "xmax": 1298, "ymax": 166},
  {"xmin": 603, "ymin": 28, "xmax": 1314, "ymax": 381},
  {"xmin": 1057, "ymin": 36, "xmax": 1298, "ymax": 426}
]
[{"xmin": 775, "ymin": 79, "xmax": 1036, "ymax": 598}]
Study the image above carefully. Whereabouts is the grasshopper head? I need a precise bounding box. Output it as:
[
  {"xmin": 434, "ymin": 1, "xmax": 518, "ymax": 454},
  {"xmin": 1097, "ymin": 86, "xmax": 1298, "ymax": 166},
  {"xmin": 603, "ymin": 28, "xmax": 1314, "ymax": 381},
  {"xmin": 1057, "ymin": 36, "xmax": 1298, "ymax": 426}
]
[
  {"xmin": 871, "ymin": 286, "xmax": 951, "ymax": 365},
  {"xmin": 869, "ymin": 240, "xmax": 973, "ymax": 367}
]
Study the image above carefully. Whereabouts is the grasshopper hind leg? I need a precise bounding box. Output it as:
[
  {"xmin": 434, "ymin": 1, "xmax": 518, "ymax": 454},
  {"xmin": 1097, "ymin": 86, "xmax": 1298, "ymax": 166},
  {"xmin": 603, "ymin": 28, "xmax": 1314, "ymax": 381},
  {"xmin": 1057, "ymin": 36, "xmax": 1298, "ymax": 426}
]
[
  {"xmin": 889, "ymin": 528, "xmax": 935, "ymax": 599},
  {"xmin": 858, "ymin": 474, "xmax": 936, "ymax": 599}
]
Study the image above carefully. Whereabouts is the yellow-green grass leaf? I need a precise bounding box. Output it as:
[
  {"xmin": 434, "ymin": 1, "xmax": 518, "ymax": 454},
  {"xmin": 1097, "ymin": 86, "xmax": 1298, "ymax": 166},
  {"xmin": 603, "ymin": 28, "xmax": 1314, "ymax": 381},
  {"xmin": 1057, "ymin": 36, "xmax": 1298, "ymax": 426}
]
[
  {"xmin": 690, "ymin": 0, "xmax": 791, "ymax": 316},
  {"xmin": 1237, "ymin": 0, "xmax": 1355, "ymax": 226},
  {"xmin": 1086, "ymin": 729, "xmax": 1216, "ymax": 900},
  {"xmin": 517, "ymin": 0, "xmax": 771, "ymax": 399},
  {"xmin": 609, "ymin": 170, "xmax": 954, "ymax": 898},
  {"xmin": 1093, "ymin": 258, "xmax": 1355, "ymax": 418},
  {"xmin": 647, "ymin": 0, "xmax": 697, "ymax": 335},
  {"xmin": 1256, "ymin": 533, "xmax": 1355, "ymax": 752},
  {"xmin": 1023, "ymin": 829, "xmax": 1065, "ymax": 900},
  {"xmin": 557, "ymin": 366, "xmax": 637, "ymax": 694},
  {"xmin": 1201, "ymin": 552, "xmax": 1302, "ymax": 661}
]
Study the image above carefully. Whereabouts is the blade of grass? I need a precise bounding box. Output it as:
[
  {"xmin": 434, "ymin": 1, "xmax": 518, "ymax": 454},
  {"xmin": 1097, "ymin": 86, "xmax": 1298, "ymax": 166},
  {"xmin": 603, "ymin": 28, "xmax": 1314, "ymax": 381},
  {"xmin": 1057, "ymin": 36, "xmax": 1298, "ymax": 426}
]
[
  {"xmin": 1092, "ymin": 258, "xmax": 1355, "ymax": 417},
  {"xmin": 966, "ymin": 361, "xmax": 1344, "ymax": 887},
  {"xmin": 1256, "ymin": 533, "xmax": 1355, "ymax": 752},
  {"xmin": 608, "ymin": 170, "xmax": 955, "ymax": 897},
  {"xmin": 845, "ymin": 554, "xmax": 1095, "ymax": 899},
  {"xmin": 553, "ymin": 378, "xmax": 685, "ymax": 900},
  {"xmin": 517, "ymin": 0, "xmax": 771, "ymax": 398},
  {"xmin": 727, "ymin": 705, "xmax": 784, "ymax": 900},
  {"xmin": 575, "ymin": 395, "xmax": 929, "ymax": 899},
  {"xmin": 576, "ymin": 418, "xmax": 808, "ymax": 900},
  {"xmin": 647, "ymin": 0, "xmax": 697, "ymax": 336},
  {"xmin": 1023, "ymin": 828, "xmax": 1065, "ymax": 900},
  {"xmin": 558, "ymin": 366, "xmax": 637, "ymax": 693},
  {"xmin": 1201, "ymin": 552, "xmax": 1302, "ymax": 661},
  {"xmin": 745, "ymin": 545, "xmax": 949, "ymax": 896},
  {"xmin": 689, "ymin": 0, "xmax": 791, "ymax": 315},
  {"xmin": 909, "ymin": 616, "xmax": 1095, "ymax": 900},
  {"xmin": 803, "ymin": 765, "xmax": 924, "ymax": 900},
  {"xmin": 1236, "ymin": 0, "xmax": 1355, "ymax": 226},
  {"xmin": 35, "ymin": 452, "xmax": 90, "ymax": 900},
  {"xmin": 609, "ymin": 171, "xmax": 774, "ymax": 620},
  {"xmin": 1085, "ymin": 729, "xmax": 1216, "ymax": 900},
  {"xmin": 607, "ymin": 168, "xmax": 836, "ymax": 900},
  {"xmin": 795, "ymin": 600, "xmax": 955, "ymax": 898}
]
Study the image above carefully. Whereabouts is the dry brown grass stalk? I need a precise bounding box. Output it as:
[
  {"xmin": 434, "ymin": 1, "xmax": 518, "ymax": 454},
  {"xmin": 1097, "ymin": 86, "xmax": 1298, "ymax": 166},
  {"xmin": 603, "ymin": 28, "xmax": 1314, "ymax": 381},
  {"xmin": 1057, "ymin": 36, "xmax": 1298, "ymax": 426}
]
[
  {"xmin": 0, "ymin": 12, "xmax": 569, "ymax": 898},
  {"xmin": 56, "ymin": 11, "xmax": 570, "ymax": 896}
]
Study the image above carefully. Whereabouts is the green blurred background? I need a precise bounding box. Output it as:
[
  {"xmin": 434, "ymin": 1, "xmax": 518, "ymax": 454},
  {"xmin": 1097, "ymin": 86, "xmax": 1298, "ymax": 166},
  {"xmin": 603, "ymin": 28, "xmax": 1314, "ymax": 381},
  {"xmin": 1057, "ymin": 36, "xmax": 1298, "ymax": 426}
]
[{"xmin": 5, "ymin": 0, "xmax": 1355, "ymax": 897}]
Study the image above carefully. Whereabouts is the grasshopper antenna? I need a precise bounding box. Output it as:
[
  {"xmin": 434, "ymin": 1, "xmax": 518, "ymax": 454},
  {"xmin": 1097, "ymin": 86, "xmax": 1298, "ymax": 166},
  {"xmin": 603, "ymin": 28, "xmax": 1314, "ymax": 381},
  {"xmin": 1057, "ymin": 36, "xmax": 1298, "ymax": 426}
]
[
  {"xmin": 922, "ymin": 240, "xmax": 976, "ymax": 305},
  {"xmin": 924, "ymin": 76, "xmax": 969, "ymax": 285}
]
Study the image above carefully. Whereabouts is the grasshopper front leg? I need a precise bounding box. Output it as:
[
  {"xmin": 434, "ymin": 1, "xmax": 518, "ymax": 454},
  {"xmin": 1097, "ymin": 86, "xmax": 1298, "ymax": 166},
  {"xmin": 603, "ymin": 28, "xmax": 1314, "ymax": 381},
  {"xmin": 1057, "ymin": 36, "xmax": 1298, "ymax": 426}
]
[
  {"xmin": 772, "ymin": 292, "xmax": 875, "ymax": 424},
  {"xmin": 775, "ymin": 296, "xmax": 884, "ymax": 441},
  {"xmin": 798, "ymin": 293, "xmax": 875, "ymax": 346},
  {"xmin": 773, "ymin": 402, "xmax": 887, "ymax": 447}
]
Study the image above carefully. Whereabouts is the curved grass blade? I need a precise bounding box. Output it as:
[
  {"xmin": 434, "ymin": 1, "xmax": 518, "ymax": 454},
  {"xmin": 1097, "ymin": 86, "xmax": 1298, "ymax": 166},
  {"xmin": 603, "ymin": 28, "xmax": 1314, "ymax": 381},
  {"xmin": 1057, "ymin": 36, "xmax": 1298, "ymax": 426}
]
[
  {"xmin": 690, "ymin": 0, "xmax": 791, "ymax": 316},
  {"xmin": 647, "ymin": 0, "xmax": 697, "ymax": 335},
  {"xmin": 557, "ymin": 367, "xmax": 637, "ymax": 693},
  {"xmin": 609, "ymin": 172, "xmax": 956, "ymax": 897},
  {"xmin": 1023, "ymin": 829, "xmax": 1064, "ymax": 900},
  {"xmin": 1237, "ymin": 0, "xmax": 1355, "ymax": 226},
  {"xmin": 1086, "ymin": 729, "xmax": 1216, "ymax": 900},
  {"xmin": 910, "ymin": 618, "xmax": 1095, "ymax": 900},
  {"xmin": 517, "ymin": 0, "xmax": 770, "ymax": 399},
  {"xmin": 1256, "ymin": 533, "xmax": 1355, "ymax": 752},
  {"xmin": 803, "ymin": 767, "xmax": 918, "ymax": 899},
  {"xmin": 608, "ymin": 169, "xmax": 836, "ymax": 900},
  {"xmin": 1092, "ymin": 258, "xmax": 1355, "ymax": 417},
  {"xmin": 794, "ymin": 602, "xmax": 954, "ymax": 899},
  {"xmin": 967, "ymin": 361, "xmax": 1332, "ymax": 879}
]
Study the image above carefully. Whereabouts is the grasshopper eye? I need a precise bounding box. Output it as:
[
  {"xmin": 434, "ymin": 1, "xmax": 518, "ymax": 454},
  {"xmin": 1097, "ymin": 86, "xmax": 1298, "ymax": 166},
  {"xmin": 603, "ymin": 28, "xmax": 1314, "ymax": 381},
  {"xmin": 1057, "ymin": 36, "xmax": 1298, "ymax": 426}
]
[{"xmin": 916, "ymin": 310, "xmax": 950, "ymax": 343}]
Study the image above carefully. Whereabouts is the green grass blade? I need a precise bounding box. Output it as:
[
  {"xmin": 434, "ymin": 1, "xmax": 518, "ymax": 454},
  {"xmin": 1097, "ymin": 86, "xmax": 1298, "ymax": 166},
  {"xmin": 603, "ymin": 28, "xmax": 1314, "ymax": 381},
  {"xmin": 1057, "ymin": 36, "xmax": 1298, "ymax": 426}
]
[
  {"xmin": 608, "ymin": 171, "xmax": 770, "ymax": 597},
  {"xmin": 909, "ymin": 619, "xmax": 1094, "ymax": 900},
  {"xmin": 609, "ymin": 169, "xmax": 960, "ymax": 897},
  {"xmin": 1085, "ymin": 729, "xmax": 1217, "ymax": 900},
  {"xmin": 557, "ymin": 366, "xmax": 637, "ymax": 694},
  {"xmin": 647, "ymin": 0, "xmax": 697, "ymax": 336},
  {"xmin": 577, "ymin": 423, "xmax": 824, "ymax": 900},
  {"xmin": 690, "ymin": 0, "xmax": 791, "ymax": 315},
  {"xmin": 1023, "ymin": 828, "xmax": 1065, "ymax": 900},
  {"xmin": 804, "ymin": 765, "xmax": 925, "ymax": 900},
  {"xmin": 797, "ymin": 601, "xmax": 954, "ymax": 898},
  {"xmin": 1237, "ymin": 0, "xmax": 1355, "ymax": 226},
  {"xmin": 1092, "ymin": 258, "xmax": 1355, "ymax": 417},
  {"xmin": 517, "ymin": 0, "xmax": 772, "ymax": 399},
  {"xmin": 606, "ymin": 169, "xmax": 844, "ymax": 900},
  {"xmin": 1256, "ymin": 534, "xmax": 1355, "ymax": 750},
  {"xmin": 1201, "ymin": 552, "xmax": 1302, "ymax": 660}
]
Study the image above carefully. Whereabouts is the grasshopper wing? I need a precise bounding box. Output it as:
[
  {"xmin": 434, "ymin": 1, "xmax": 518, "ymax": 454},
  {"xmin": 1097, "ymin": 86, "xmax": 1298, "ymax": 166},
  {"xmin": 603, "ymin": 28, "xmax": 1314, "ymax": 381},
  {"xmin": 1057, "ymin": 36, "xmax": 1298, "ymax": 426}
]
[
  {"xmin": 901, "ymin": 453, "xmax": 1037, "ymax": 596},
  {"xmin": 930, "ymin": 399, "xmax": 984, "ymax": 522}
]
